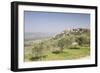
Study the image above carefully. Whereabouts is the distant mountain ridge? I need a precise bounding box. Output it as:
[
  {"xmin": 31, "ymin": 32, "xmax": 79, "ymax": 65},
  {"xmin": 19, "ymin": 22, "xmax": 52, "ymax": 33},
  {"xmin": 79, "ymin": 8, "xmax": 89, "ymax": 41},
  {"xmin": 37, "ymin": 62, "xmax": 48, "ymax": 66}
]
[
  {"xmin": 25, "ymin": 32, "xmax": 56, "ymax": 41},
  {"xmin": 25, "ymin": 28, "xmax": 90, "ymax": 41}
]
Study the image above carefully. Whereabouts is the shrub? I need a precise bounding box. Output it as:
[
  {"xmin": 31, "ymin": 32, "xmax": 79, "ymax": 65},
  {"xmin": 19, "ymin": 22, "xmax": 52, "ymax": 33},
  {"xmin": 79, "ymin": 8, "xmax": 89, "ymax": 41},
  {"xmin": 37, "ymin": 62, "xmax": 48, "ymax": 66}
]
[
  {"xmin": 52, "ymin": 50, "xmax": 61, "ymax": 54},
  {"xmin": 69, "ymin": 45, "xmax": 80, "ymax": 49},
  {"xmin": 76, "ymin": 35, "xmax": 90, "ymax": 46}
]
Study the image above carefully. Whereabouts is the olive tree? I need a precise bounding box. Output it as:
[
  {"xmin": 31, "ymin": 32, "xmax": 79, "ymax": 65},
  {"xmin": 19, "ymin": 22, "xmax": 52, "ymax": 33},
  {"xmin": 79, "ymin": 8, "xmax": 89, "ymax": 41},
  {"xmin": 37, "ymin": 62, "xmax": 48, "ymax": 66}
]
[
  {"xmin": 76, "ymin": 35, "xmax": 90, "ymax": 46},
  {"xmin": 57, "ymin": 36, "xmax": 74, "ymax": 52},
  {"xmin": 32, "ymin": 42, "xmax": 46, "ymax": 60}
]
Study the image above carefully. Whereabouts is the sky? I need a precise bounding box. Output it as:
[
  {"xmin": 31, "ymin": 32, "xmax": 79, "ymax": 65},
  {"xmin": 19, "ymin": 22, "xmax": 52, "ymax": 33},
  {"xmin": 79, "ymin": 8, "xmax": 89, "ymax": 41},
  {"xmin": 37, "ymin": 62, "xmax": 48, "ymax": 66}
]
[{"xmin": 24, "ymin": 11, "xmax": 90, "ymax": 33}]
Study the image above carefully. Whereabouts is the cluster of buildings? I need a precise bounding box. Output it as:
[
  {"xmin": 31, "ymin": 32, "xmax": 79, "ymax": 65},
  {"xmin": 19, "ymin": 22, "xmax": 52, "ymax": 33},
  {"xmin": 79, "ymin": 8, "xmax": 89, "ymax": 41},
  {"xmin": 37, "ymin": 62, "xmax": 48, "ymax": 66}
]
[{"xmin": 62, "ymin": 28, "xmax": 90, "ymax": 34}]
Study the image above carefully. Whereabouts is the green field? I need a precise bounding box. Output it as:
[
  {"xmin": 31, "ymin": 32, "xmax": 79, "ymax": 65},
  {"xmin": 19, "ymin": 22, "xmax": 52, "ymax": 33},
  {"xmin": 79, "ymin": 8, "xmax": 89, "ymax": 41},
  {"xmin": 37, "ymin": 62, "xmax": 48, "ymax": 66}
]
[{"xmin": 24, "ymin": 45, "xmax": 90, "ymax": 62}]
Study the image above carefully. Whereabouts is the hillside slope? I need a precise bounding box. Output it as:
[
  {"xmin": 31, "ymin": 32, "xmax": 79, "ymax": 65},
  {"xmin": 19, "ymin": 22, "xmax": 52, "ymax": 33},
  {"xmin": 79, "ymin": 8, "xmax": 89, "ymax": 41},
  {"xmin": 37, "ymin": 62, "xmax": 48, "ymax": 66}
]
[{"xmin": 24, "ymin": 28, "xmax": 90, "ymax": 61}]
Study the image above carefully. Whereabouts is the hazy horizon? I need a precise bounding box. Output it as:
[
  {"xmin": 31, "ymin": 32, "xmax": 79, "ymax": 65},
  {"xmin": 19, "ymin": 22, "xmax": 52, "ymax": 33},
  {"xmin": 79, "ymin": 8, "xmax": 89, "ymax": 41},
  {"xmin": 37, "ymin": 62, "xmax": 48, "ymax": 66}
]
[{"xmin": 24, "ymin": 11, "xmax": 90, "ymax": 33}]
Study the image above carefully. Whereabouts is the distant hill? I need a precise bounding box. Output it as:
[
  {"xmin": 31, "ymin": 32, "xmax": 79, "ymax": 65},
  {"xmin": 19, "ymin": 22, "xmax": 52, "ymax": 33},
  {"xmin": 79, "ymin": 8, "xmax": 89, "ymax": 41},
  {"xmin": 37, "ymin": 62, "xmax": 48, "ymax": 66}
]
[
  {"xmin": 25, "ymin": 28, "xmax": 90, "ymax": 41},
  {"xmin": 52, "ymin": 28, "xmax": 90, "ymax": 40},
  {"xmin": 25, "ymin": 32, "xmax": 55, "ymax": 41}
]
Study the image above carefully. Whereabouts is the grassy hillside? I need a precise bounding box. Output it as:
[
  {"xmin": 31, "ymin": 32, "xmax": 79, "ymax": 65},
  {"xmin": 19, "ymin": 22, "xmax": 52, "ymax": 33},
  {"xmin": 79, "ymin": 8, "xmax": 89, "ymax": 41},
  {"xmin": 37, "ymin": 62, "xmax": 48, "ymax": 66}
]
[{"xmin": 24, "ymin": 28, "xmax": 90, "ymax": 62}]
